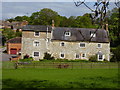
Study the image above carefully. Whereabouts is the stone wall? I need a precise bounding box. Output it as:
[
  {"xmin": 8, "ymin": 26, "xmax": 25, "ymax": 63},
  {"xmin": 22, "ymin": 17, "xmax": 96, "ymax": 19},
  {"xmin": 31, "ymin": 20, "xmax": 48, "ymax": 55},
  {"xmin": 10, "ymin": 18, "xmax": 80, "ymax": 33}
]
[{"xmin": 21, "ymin": 31, "xmax": 110, "ymax": 61}]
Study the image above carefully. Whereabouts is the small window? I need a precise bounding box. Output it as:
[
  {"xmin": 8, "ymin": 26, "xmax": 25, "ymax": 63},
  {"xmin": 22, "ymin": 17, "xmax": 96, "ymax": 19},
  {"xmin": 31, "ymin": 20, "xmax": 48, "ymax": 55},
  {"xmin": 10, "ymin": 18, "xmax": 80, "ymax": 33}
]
[
  {"xmin": 76, "ymin": 54, "xmax": 80, "ymax": 59},
  {"xmin": 34, "ymin": 52, "xmax": 39, "ymax": 57},
  {"xmin": 90, "ymin": 31, "xmax": 96, "ymax": 37},
  {"xmin": 60, "ymin": 53, "xmax": 65, "ymax": 58},
  {"xmin": 34, "ymin": 41, "xmax": 39, "ymax": 46},
  {"xmin": 80, "ymin": 43, "xmax": 85, "ymax": 47},
  {"xmin": 60, "ymin": 42, "xmax": 65, "ymax": 46},
  {"xmin": 82, "ymin": 54, "xmax": 86, "ymax": 58},
  {"xmin": 34, "ymin": 31, "xmax": 40, "ymax": 36},
  {"xmin": 98, "ymin": 54, "xmax": 103, "ymax": 60},
  {"xmin": 98, "ymin": 44, "xmax": 102, "ymax": 48},
  {"xmin": 65, "ymin": 31, "xmax": 71, "ymax": 36}
]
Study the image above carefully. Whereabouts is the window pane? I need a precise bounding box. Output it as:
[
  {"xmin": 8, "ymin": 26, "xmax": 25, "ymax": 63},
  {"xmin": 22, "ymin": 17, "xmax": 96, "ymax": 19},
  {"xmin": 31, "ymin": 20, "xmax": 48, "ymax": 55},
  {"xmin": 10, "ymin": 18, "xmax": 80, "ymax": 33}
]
[
  {"xmin": 61, "ymin": 42, "xmax": 64, "ymax": 46},
  {"xmin": 35, "ymin": 32, "xmax": 39, "ymax": 36},
  {"xmin": 61, "ymin": 54, "xmax": 64, "ymax": 57},
  {"xmin": 34, "ymin": 52, "xmax": 39, "ymax": 56},
  {"xmin": 80, "ymin": 43, "xmax": 85, "ymax": 47},
  {"xmin": 99, "ymin": 55, "xmax": 103, "ymax": 59},
  {"xmin": 76, "ymin": 54, "xmax": 79, "ymax": 58},
  {"xmin": 98, "ymin": 44, "xmax": 101, "ymax": 48}
]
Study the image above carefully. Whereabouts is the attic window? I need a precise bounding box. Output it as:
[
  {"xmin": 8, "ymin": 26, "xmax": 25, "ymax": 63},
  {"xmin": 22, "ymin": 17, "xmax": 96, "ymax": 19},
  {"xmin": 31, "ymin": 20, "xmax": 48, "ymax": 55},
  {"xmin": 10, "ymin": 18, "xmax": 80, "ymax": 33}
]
[
  {"xmin": 65, "ymin": 31, "xmax": 71, "ymax": 36},
  {"xmin": 90, "ymin": 31, "xmax": 96, "ymax": 37}
]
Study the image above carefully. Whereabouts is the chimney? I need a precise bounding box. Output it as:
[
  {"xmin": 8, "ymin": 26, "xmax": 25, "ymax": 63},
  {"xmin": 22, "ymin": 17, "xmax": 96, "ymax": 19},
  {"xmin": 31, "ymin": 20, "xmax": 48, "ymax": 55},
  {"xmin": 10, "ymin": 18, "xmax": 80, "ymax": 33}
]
[
  {"xmin": 52, "ymin": 20, "xmax": 54, "ymax": 27},
  {"xmin": 106, "ymin": 24, "xmax": 108, "ymax": 31}
]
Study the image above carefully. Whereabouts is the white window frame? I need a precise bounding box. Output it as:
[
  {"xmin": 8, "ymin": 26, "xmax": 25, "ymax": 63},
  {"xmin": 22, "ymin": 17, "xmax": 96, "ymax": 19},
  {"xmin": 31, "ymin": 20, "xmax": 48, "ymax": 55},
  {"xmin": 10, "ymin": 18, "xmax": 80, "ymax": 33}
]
[
  {"xmin": 60, "ymin": 42, "xmax": 65, "ymax": 46},
  {"xmin": 98, "ymin": 54, "xmax": 104, "ymax": 61},
  {"xmin": 90, "ymin": 32, "xmax": 96, "ymax": 38},
  {"xmin": 60, "ymin": 52, "xmax": 65, "ymax": 58},
  {"xmin": 97, "ymin": 43, "xmax": 102, "ymax": 48},
  {"xmin": 75, "ymin": 53, "xmax": 80, "ymax": 59},
  {"xmin": 33, "ymin": 40, "xmax": 40, "ymax": 47},
  {"xmin": 33, "ymin": 51, "xmax": 40, "ymax": 57},
  {"xmin": 80, "ymin": 43, "xmax": 85, "ymax": 48},
  {"xmin": 34, "ymin": 31, "xmax": 40, "ymax": 37},
  {"xmin": 65, "ymin": 31, "xmax": 71, "ymax": 36}
]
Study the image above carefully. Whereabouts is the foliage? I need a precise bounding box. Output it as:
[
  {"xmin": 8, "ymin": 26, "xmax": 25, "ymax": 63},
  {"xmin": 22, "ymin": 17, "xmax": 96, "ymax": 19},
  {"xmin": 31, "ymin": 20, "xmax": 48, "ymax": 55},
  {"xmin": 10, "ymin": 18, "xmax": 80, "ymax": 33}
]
[
  {"xmin": 110, "ymin": 45, "xmax": 120, "ymax": 62},
  {"xmin": 19, "ymin": 57, "xmax": 33, "ymax": 62},
  {"xmin": 2, "ymin": 28, "xmax": 22, "ymax": 44},
  {"xmin": 43, "ymin": 52, "xmax": 54, "ymax": 60},
  {"xmin": 89, "ymin": 55, "xmax": 97, "ymax": 62}
]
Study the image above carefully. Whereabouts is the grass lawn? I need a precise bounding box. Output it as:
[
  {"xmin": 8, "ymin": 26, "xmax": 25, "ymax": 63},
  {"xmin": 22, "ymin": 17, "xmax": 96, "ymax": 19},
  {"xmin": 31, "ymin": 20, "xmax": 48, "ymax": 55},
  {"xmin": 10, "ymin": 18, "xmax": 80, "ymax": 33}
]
[{"xmin": 2, "ymin": 67, "xmax": 119, "ymax": 89}]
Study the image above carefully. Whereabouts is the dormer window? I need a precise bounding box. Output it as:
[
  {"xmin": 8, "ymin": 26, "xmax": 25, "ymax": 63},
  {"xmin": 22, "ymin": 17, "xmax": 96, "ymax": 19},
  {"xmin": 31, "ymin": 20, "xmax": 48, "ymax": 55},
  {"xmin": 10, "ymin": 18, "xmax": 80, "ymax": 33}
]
[
  {"xmin": 34, "ymin": 31, "xmax": 40, "ymax": 37},
  {"xmin": 65, "ymin": 31, "xmax": 71, "ymax": 36},
  {"xmin": 90, "ymin": 31, "xmax": 96, "ymax": 37}
]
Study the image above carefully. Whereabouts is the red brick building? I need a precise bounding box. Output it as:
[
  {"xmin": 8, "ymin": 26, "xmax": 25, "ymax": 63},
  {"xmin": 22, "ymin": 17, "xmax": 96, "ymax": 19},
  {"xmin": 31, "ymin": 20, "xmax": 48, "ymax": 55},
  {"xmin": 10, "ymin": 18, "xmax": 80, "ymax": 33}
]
[{"xmin": 7, "ymin": 37, "xmax": 21, "ymax": 55}]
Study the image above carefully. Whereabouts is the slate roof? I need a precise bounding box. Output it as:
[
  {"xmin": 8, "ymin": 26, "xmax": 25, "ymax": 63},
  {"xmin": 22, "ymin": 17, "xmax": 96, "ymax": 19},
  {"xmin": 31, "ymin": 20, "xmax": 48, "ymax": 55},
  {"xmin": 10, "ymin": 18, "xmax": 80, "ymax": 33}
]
[
  {"xmin": 7, "ymin": 37, "xmax": 21, "ymax": 43},
  {"xmin": 52, "ymin": 27, "xmax": 109, "ymax": 43},
  {"xmin": 22, "ymin": 25, "xmax": 52, "ymax": 32},
  {"xmin": 22, "ymin": 25, "xmax": 109, "ymax": 43}
]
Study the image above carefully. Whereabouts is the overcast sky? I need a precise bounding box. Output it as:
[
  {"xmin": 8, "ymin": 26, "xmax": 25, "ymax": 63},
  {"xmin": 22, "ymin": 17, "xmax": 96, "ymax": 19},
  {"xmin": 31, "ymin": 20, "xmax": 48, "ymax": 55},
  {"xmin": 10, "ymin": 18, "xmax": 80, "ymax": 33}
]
[{"xmin": 1, "ymin": 1, "xmax": 116, "ymax": 20}]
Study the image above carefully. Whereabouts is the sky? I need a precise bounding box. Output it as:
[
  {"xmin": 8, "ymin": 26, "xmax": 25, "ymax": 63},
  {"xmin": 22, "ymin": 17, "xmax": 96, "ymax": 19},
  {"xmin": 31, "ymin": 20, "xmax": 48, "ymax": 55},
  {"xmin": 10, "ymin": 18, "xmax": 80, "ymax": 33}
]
[{"xmin": 1, "ymin": 1, "xmax": 117, "ymax": 20}]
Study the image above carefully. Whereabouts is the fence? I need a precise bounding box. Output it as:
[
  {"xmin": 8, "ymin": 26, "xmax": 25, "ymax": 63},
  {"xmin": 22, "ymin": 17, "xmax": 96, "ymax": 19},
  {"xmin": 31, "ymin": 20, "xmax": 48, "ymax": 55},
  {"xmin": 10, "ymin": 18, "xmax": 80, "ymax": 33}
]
[{"xmin": 16, "ymin": 62, "xmax": 119, "ymax": 69}]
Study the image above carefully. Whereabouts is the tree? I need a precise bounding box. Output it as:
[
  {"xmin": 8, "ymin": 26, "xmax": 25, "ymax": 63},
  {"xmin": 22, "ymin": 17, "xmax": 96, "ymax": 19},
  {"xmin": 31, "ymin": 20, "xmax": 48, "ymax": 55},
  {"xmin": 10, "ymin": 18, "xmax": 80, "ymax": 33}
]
[{"xmin": 30, "ymin": 8, "xmax": 61, "ymax": 26}]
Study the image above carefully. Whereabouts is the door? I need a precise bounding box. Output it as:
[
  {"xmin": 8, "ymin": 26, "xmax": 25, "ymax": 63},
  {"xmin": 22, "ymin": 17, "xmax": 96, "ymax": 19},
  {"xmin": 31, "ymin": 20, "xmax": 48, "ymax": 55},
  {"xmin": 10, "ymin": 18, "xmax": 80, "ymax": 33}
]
[{"xmin": 10, "ymin": 48, "xmax": 17, "ymax": 54}]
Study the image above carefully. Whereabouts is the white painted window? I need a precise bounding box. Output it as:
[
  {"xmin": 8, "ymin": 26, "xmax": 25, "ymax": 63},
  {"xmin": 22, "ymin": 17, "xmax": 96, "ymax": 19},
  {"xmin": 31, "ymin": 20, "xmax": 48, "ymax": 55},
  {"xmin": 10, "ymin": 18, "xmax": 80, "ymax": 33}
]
[
  {"xmin": 65, "ymin": 31, "xmax": 71, "ymax": 36},
  {"xmin": 33, "ymin": 52, "xmax": 40, "ymax": 57},
  {"xmin": 60, "ymin": 53, "xmax": 65, "ymax": 58},
  {"xmin": 80, "ymin": 43, "xmax": 85, "ymax": 47},
  {"xmin": 90, "ymin": 32, "xmax": 96, "ymax": 37},
  {"xmin": 33, "ymin": 41, "xmax": 39, "ymax": 46},
  {"xmin": 98, "ymin": 44, "xmax": 102, "ymax": 48},
  {"xmin": 75, "ymin": 54, "xmax": 80, "ymax": 59},
  {"xmin": 34, "ymin": 31, "xmax": 40, "ymax": 37},
  {"xmin": 60, "ymin": 42, "xmax": 65, "ymax": 46},
  {"xmin": 98, "ymin": 54, "xmax": 104, "ymax": 61}
]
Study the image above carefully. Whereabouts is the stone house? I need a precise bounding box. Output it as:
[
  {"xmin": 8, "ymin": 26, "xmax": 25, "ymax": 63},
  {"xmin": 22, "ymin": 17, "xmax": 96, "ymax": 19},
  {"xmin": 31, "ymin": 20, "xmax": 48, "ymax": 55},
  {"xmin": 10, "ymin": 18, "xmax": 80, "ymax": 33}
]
[{"xmin": 21, "ymin": 25, "xmax": 110, "ymax": 61}]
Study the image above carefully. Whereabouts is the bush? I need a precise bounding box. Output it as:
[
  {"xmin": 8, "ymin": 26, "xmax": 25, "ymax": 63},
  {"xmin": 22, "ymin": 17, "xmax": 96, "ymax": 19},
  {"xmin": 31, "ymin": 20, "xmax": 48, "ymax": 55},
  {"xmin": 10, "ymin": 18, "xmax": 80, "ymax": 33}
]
[
  {"xmin": 110, "ymin": 45, "xmax": 120, "ymax": 62},
  {"xmin": 19, "ymin": 57, "xmax": 33, "ymax": 62},
  {"xmin": 89, "ymin": 55, "xmax": 97, "ymax": 62},
  {"xmin": 43, "ymin": 52, "xmax": 54, "ymax": 60}
]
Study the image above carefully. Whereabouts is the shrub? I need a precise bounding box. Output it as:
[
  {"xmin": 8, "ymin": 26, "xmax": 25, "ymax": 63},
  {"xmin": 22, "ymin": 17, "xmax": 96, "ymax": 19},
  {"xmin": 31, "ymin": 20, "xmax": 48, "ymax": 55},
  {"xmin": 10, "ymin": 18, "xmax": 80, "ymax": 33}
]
[
  {"xmin": 19, "ymin": 57, "xmax": 33, "ymax": 62},
  {"xmin": 43, "ymin": 52, "xmax": 54, "ymax": 60},
  {"xmin": 89, "ymin": 55, "xmax": 97, "ymax": 62},
  {"xmin": 110, "ymin": 45, "xmax": 120, "ymax": 62}
]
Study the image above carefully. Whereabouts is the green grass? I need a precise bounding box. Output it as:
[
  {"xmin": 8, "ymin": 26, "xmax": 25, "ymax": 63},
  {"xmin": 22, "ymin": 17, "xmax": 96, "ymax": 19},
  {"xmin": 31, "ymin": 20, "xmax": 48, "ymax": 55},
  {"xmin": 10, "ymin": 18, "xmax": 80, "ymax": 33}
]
[{"xmin": 2, "ymin": 68, "xmax": 119, "ymax": 89}]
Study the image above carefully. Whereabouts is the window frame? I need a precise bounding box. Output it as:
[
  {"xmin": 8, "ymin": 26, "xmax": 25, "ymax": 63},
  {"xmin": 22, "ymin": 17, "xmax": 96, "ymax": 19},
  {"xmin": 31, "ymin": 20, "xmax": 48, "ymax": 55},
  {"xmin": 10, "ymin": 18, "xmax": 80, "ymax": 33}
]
[
  {"xmin": 80, "ymin": 43, "xmax": 85, "ymax": 48},
  {"xmin": 60, "ymin": 53, "xmax": 65, "ymax": 58},
  {"xmin": 33, "ymin": 51, "xmax": 40, "ymax": 57},
  {"xmin": 75, "ymin": 54, "xmax": 80, "ymax": 59},
  {"xmin": 60, "ymin": 42, "xmax": 65, "ymax": 46},
  {"xmin": 82, "ymin": 53, "xmax": 86, "ymax": 58},
  {"xmin": 33, "ymin": 40, "xmax": 40, "ymax": 47},
  {"xmin": 97, "ymin": 43, "xmax": 102, "ymax": 48},
  {"xmin": 90, "ymin": 32, "xmax": 96, "ymax": 38},
  {"xmin": 34, "ymin": 31, "xmax": 40, "ymax": 37},
  {"xmin": 65, "ymin": 31, "xmax": 71, "ymax": 36}
]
